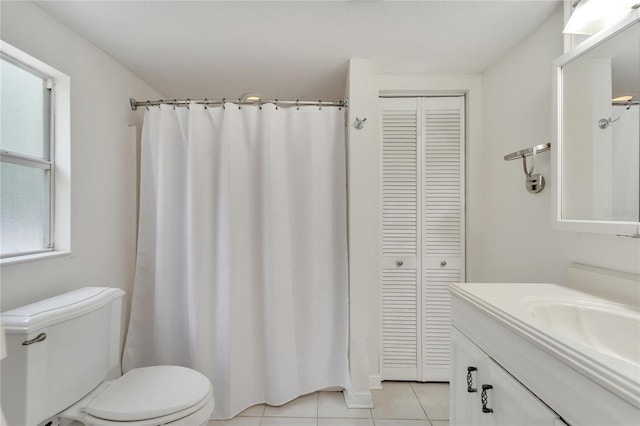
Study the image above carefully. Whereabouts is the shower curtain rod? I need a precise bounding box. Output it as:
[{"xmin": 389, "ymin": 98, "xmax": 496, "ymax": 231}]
[{"xmin": 129, "ymin": 97, "xmax": 349, "ymax": 110}]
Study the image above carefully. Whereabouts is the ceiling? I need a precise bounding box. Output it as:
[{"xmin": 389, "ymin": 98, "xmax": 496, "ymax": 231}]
[{"xmin": 34, "ymin": 0, "xmax": 562, "ymax": 101}]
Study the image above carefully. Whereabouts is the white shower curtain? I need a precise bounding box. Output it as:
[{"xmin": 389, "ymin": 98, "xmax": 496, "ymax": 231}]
[{"xmin": 122, "ymin": 103, "xmax": 350, "ymax": 419}]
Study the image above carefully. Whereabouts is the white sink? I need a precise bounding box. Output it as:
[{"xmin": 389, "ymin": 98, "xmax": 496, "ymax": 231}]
[{"xmin": 522, "ymin": 297, "xmax": 640, "ymax": 365}]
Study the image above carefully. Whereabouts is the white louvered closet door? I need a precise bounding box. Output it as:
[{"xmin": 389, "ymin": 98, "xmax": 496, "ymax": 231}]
[
  {"xmin": 381, "ymin": 98, "xmax": 420, "ymax": 380},
  {"xmin": 420, "ymin": 96, "xmax": 465, "ymax": 382},
  {"xmin": 380, "ymin": 96, "xmax": 465, "ymax": 382}
]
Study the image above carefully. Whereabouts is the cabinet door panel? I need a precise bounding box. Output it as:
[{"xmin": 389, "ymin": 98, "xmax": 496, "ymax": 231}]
[
  {"xmin": 451, "ymin": 328, "xmax": 564, "ymax": 426},
  {"xmin": 484, "ymin": 359, "xmax": 562, "ymax": 426},
  {"xmin": 451, "ymin": 328, "xmax": 491, "ymax": 426}
]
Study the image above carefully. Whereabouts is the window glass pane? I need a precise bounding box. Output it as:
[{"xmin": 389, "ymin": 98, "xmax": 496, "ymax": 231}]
[
  {"xmin": 0, "ymin": 161, "xmax": 48, "ymax": 255},
  {"xmin": 0, "ymin": 58, "xmax": 46, "ymax": 158}
]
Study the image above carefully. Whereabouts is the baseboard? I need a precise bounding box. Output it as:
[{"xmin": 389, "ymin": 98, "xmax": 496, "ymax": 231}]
[
  {"xmin": 342, "ymin": 388, "xmax": 373, "ymax": 408},
  {"xmin": 369, "ymin": 374, "xmax": 382, "ymax": 390}
]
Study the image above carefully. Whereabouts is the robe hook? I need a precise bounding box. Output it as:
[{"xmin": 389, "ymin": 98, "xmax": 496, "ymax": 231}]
[{"xmin": 353, "ymin": 117, "xmax": 367, "ymax": 129}]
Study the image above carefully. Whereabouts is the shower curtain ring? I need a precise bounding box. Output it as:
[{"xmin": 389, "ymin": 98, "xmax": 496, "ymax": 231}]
[
  {"xmin": 222, "ymin": 98, "xmax": 226, "ymax": 110},
  {"xmin": 173, "ymin": 99, "xmax": 177, "ymax": 110},
  {"xmin": 204, "ymin": 98, "xmax": 208, "ymax": 109},
  {"xmin": 238, "ymin": 98, "xmax": 242, "ymax": 109},
  {"xmin": 296, "ymin": 100, "xmax": 300, "ymax": 110},
  {"xmin": 318, "ymin": 100, "xmax": 322, "ymax": 110},
  {"xmin": 186, "ymin": 98, "xmax": 191, "ymax": 110},
  {"xmin": 275, "ymin": 99, "xmax": 279, "ymax": 110}
]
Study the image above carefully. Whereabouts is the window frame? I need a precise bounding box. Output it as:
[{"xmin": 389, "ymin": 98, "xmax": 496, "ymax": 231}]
[{"xmin": 0, "ymin": 41, "xmax": 70, "ymax": 265}]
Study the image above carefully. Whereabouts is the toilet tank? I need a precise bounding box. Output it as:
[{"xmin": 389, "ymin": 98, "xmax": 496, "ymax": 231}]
[{"xmin": 0, "ymin": 287, "xmax": 125, "ymax": 426}]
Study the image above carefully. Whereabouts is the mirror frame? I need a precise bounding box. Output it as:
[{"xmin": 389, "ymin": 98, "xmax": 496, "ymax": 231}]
[{"xmin": 552, "ymin": 10, "xmax": 640, "ymax": 236}]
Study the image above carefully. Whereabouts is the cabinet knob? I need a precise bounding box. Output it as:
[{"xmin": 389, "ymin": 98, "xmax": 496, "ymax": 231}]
[
  {"xmin": 396, "ymin": 260, "xmax": 404, "ymax": 267},
  {"xmin": 440, "ymin": 261, "xmax": 447, "ymax": 268},
  {"xmin": 466, "ymin": 366, "xmax": 477, "ymax": 393},
  {"xmin": 481, "ymin": 384, "xmax": 494, "ymax": 413}
]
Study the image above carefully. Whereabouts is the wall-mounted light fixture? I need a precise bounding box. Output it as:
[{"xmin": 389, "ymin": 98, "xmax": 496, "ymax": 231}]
[{"xmin": 564, "ymin": 0, "xmax": 639, "ymax": 35}]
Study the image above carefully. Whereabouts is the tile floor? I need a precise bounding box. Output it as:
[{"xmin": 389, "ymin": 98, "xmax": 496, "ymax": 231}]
[{"xmin": 208, "ymin": 382, "xmax": 449, "ymax": 426}]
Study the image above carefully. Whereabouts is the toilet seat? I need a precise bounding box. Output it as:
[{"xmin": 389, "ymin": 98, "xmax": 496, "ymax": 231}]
[
  {"xmin": 83, "ymin": 388, "xmax": 214, "ymax": 426},
  {"xmin": 60, "ymin": 366, "xmax": 214, "ymax": 426},
  {"xmin": 86, "ymin": 366, "xmax": 211, "ymax": 421}
]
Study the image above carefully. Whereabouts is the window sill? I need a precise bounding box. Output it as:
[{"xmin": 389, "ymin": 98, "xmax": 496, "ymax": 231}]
[{"xmin": 1, "ymin": 250, "xmax": 71, "ymax": 266}]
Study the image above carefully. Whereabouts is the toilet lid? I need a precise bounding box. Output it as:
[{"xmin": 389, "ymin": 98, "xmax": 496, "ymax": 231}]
[{"xmin": 85, "ymin": 366, "xmax": 212, "ymax": 422}]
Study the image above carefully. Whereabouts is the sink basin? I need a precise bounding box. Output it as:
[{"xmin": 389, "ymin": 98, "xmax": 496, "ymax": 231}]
[{"xmin": 523, "ymin": 297, "xmax": 640, "ymax": 365}]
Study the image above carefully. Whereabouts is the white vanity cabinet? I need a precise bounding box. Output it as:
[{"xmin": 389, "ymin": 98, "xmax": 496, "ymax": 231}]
[
  {"xmin": 450, "ymin": 280, "xmax": 640, "ymax": 426},
  {"xmin": 451, "ymin": 328, "xmax": 564, "ymax": 426}
]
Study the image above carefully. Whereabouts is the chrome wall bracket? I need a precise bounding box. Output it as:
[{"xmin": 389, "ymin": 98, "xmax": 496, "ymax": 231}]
[{"xmin": 504, "ymin": 143, "xmax": 551, "ymax": 194}]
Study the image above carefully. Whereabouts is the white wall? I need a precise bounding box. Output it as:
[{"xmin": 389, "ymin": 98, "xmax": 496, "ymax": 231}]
[
  {"xmin": 478, "ymin": 7, "xmax": 640, "ymax": 283},
  {"xmin": 0, "ymin": 2, "xmax": 162, "ymax": 335}
]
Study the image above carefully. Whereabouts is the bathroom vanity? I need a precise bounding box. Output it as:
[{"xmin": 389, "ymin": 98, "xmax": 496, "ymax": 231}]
[{"xmin": 449, "ymin": 266, "xmax": 640, "ymax": 426}]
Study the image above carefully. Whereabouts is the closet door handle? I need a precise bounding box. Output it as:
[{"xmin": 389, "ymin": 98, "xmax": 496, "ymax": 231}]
[
  {"xmin": 396, "ymin": 260, "xmax": 404, "ymax": 267},
  {"xmin": 481, "ymin": 384, "xmax": 494, "ymax": 413},
  {"xmin": 466, "ymin": 366, "xmax": 477, "ymax": 392}
]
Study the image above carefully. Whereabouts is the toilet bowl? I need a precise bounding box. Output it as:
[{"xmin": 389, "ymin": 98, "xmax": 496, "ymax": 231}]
[{"xmin": 0, "ymin": 287, "xmax": 215, "ymax": 426}]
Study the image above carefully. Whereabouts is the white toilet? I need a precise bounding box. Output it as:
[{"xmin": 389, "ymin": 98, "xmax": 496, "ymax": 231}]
[{"xmin": 0, "ymin": 287, "xmax": 215, "ymax": 426}]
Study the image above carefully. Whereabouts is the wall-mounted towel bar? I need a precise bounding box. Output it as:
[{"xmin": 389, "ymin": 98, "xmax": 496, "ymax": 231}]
[
  {"xmin": 504, "ymin": 143, "xmax": 551, "ymax": 194},
  {"xmin": 503, "ymin": 143, "xmax": 550, "ymax": 161}
]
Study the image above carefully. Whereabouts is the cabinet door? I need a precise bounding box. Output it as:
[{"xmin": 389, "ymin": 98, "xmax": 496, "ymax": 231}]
[
  {"xmin": 451, "ymin": 328, "xmax": 490, "ymax": 426},
  {"xmin": 451, "ymin": 328, "xmax": 564, "ymax": 426},
  {"xmin": 482, "ymin": 359, "xmax": 563, "ymax": 426}
]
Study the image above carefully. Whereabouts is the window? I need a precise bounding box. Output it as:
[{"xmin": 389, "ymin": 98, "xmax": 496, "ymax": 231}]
[
  {"xmin": 0, "ymin": 53, "xmax": 54, "ymax": 258},
  {"xmin": 0, "ymin": 55, "xmax": 53, "ymax": 257}
]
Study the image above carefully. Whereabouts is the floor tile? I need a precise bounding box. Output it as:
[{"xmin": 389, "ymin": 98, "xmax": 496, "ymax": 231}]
[
  {"xmin": 208, "ymin": 417, "xmax": 261, "ymax": 426},
  {"xmin": 371, "ymin": 382, "xmax": 427, "ymax": 420},
  {"xmin": 263, "ymin": 392, "xmax": 318, "ymax": 418},
  {"xmin": 260, "ymin": 417, "xmax": 318, "ymax": 426},
  {"xmin": 318, "ymin": 419, "xmax": 374, "ymax": 426},
  {"xmin": 410, "ymin": 383, "xmax": 449, "ymax": 420},
  {"xmin": 318, "ymin": 392, "xmax": 372, "ymax": 418},
  {"xmin": 373, "ymin": 420, "xmax": 430, "ymax": 426}
]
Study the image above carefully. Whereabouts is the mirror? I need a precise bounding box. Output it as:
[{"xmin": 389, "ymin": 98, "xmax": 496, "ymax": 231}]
[{"xmin": 554, "ymin": 11, "xmax": 640, "ymax": 234}]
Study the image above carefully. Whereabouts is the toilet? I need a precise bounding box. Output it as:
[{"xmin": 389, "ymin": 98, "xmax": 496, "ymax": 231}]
[{"xmin": 0, "ymin": 287, "xmax": 214, "ymax": 426}]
